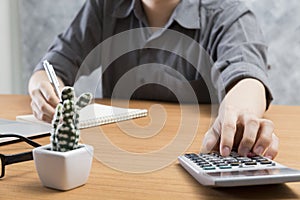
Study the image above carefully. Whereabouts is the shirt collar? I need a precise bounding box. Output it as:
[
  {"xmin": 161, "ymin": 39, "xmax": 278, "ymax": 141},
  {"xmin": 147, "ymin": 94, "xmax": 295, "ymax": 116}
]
[
  {"xmin": 173, "ymin": 0, "xmax": 201, "ymax": 29},
  {"xmin": 112, "ymin": 0, "xmax": 200, "ymax": 29}
]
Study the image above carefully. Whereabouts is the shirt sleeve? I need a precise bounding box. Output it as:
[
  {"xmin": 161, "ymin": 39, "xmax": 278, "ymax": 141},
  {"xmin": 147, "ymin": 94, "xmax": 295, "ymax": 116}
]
[
  {"xmin": 207, "ymin": 1, "xmax": 273, "ymax": 108},
  {"xmin": 34, "ymin": 0, "xmax": 103, "ymax": 86}
]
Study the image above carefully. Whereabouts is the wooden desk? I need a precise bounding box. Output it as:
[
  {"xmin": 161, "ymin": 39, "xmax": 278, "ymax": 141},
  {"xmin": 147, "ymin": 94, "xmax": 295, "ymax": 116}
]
[{"xmin": 0, "ymin": 95, "xmax": 300, "ymax": 200}]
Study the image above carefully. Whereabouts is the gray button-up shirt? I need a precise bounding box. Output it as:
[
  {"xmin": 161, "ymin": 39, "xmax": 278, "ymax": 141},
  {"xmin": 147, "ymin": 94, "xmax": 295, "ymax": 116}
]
[{"xmin": 35, "ymin": 0, "xmax": 272, "ymax": 105}]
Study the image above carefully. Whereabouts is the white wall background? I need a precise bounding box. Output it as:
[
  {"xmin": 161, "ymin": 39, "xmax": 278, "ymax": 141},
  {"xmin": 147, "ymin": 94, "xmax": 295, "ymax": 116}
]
[
  {"xmin": 0, "ymin": 0, "xmax": 13, "ymax": 94},
  {"xmin": 0, "ymin": 0, "xmax": 22, "ymax": 94}
]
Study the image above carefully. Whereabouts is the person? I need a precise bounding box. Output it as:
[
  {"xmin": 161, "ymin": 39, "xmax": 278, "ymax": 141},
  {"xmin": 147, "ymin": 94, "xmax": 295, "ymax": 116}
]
[{"xmin": 28, "ymin": 0, "xmax": 278, "ymax": 159}]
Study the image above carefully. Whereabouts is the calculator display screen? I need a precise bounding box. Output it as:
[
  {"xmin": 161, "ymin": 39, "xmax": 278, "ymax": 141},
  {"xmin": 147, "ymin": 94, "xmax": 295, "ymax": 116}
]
[{"xmin": 207, "ymin": 168, "xmax": 299, "ymax": 178}]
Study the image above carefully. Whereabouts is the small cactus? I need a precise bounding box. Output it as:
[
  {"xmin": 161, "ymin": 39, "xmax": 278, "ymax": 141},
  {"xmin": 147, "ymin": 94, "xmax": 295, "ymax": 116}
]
[{"xmin": 51, "ymin": 87, "xmax": 92, "ymax": 152}]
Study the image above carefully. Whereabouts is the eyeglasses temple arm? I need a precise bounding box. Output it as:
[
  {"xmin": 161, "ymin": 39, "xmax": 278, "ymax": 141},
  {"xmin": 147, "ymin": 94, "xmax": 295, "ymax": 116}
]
[
  {"xmin": 4, "ymin": 152, "xmax": 33, "ymax": 165},
  {"xmin": 0, "ymin": 133, "xmax": 41, "ymax": 147}
]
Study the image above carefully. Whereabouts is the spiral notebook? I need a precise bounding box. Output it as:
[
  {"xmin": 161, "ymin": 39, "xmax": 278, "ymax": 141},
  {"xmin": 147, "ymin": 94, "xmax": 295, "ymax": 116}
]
[{"xmin": 16, "ymin": 103, "xmax": 148, "ymax": 129}]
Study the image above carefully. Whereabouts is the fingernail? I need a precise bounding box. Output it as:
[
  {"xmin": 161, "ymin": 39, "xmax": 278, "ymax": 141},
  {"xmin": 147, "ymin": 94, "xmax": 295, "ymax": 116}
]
[
  {"xmin": 221, "ymin": 146, "xmax": 231, "ymax": 156},
  {"xmin": 240, "ymin": 147, "xmax": 250, "ymax": 157},
  {"xmin": 254, "ymin": 146, "xmax": 264, "ymax": 155}
]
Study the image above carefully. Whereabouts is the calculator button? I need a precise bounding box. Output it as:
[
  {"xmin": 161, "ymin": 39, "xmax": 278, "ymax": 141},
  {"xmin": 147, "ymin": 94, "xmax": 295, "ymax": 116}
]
[
  {"xmin": 201, "ymin": 164, "xmax": 213, "ymax": 168},
  {"xmin": 229, "ymin": 162, "xmax": 240, "ymax": 166},
  {"xmin": 203, "ymin": 166, "xmax": 216, "ymax": 170},
  {"xmin": 244, "ymin": 161, "xmax": 257, "ymax": 165},
  {"xmin": 192, "ymin": 158, "xmax": 204, "ymax": 162},
  {"xmin": 260, "ymin": 160, "xmax": 273, "ymax": 165},
  {"xmin": 257, "ymin": 158, "xmax": 269, "ymax": 162},
  {"xmin": 210, "ymin": 158, "xmax": 221, "ymax": 162},
  {"xmin": 216, "ymin": 163, "xmax": 228, "ymax": 167},
  {"xmin": 237, "ymin": 158, "xmax": 252, "ymax": 163},
  {"xmin": 185, "ymin": 154, "xmax": 198, "ymax": 159},
  {"xmin": 196, "ymin": 161, "xmax": 209, "ymax": 166},
  {"xmin": 212, "ymin": 160, "xmax": 225, "ymax": 164},
  {"xmin": 223, "ymin": 157, "xmax": 237, "ymax": 162},
  {"xmin": 219, "ymin": 165, "xmax": 232, "ymax": 169}
]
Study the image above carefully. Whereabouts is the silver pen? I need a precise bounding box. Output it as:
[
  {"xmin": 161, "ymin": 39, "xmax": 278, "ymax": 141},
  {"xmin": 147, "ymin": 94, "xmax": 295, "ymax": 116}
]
[{"xmin": 43, "ymin": 60, "xmax": 62, "ymax": 101}]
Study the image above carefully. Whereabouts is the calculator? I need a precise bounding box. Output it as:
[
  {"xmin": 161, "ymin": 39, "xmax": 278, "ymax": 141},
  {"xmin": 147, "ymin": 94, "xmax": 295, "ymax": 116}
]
[{"xmin": 178, "ymin": 152, "xmax": 300, "ymax": 187}]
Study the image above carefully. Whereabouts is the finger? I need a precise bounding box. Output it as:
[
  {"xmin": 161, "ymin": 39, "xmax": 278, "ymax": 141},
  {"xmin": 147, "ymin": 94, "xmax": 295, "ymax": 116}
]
[
  {"xmin": 31, "ymin": 100, "xmax": 53, "ymax": 123},
  {"xmin": 220, "ymin": 109, "xmax": 238, "ymax": 156},
  {"xmin": 264, "ymin": 133, "xmax": 279, "ymax": 159},
  {"xmin": 30, "ymin": 88, "xmax": 56, "ymax": 122},
  {"xmin": 33, "ymin": 91, "xmax": 56, "ymax": 116},
  {"xmin": 238, "ymin": 114, "xmax": 260, "ymax": 156},
  {"xmin": 201, "ymin": 122, "xmax": 220, "ymax": 153},
  {"xmin": 39, "ymin": 81, "xmax": 60, "ymax": 107},
  {"xmin": 232, "ymin": 123, "xmax": 244, "ymax": 151},
  {"xmin": 252, "ymin": 119, "xmax": 274, "ymax": 155}
]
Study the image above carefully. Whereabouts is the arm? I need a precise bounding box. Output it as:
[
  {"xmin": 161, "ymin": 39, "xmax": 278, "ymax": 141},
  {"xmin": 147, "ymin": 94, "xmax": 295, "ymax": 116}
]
[
  {"xmin": 201, "ymin": 78, "xmax": 278, "ymax": 159},
  {"xmin": 200, "ymin": 1, "xmax": 278, "ymax": 158}
]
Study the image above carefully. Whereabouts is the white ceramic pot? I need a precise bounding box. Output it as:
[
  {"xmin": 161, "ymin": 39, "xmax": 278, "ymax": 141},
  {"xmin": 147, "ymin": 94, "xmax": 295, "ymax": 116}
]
[{"xmin": 33, "ymin": 144, "xmax": 94, "ymax": 191}]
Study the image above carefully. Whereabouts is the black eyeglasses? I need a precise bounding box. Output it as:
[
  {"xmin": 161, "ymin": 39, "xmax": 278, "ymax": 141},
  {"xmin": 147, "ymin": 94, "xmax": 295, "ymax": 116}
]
[{"xmin": 0, "ymin": 133, "xmax": 41, "ymax": 178}]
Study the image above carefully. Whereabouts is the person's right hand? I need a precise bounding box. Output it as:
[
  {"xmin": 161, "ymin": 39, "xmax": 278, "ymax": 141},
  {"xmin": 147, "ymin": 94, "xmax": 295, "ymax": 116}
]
[{"xmin": 28, "ymin": 70, "xmax": 65, "ymax": 123}]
